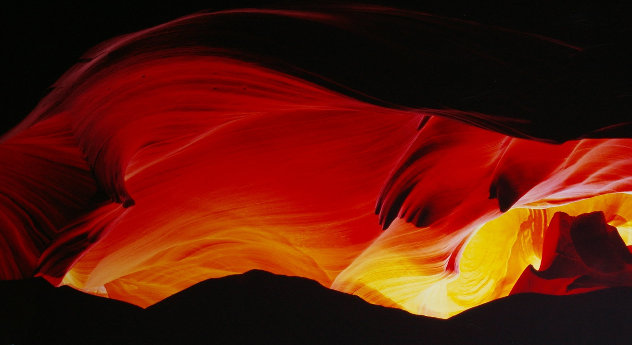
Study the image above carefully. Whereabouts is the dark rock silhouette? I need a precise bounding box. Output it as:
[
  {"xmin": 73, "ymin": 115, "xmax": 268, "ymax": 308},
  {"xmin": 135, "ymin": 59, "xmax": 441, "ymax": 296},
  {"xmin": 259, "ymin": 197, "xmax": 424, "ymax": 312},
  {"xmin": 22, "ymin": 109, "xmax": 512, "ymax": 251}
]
[
  {"xmin": 2, "ymin": 270, "xmax": 631, "ymax": 344},
  {"xmin": 0, "ymin": 278, "xmax": 144, "ymax": 344}
]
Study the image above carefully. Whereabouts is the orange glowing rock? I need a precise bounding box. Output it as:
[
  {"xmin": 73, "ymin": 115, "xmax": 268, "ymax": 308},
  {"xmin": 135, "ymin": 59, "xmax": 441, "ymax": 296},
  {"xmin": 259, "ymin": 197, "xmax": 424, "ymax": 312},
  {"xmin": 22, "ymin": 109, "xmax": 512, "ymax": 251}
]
[
  {"xmin": 511, "ymin": 211, "xmax": 632, "ymax": 295},
  {"xmin": 1, "ymin": 6, "xmax": 632, "ymax": 319}
]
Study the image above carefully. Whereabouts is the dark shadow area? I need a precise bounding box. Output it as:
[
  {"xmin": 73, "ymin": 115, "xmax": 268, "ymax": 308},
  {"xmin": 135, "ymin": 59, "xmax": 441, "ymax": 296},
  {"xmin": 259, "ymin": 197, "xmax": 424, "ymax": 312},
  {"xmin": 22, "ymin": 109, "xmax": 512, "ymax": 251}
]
[
  {"xmin": 2, "ymin": 270, "xmax": 630, "ymax": 344},
  {"xmin": 3, "ymin": 1, "xmax": 631, "ymax": 140}
]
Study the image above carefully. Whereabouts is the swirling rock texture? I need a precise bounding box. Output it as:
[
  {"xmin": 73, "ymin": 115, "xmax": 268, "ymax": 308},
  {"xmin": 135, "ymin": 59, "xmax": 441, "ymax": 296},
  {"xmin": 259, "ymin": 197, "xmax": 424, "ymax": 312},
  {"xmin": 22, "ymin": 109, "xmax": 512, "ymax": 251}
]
[
  {"xmin": 2, "ymin": 1, "xmax": 631, "ymax": 331},
  {"xmin": 511, "ymin": 211, "xmax": 632, "ymax": 295}
]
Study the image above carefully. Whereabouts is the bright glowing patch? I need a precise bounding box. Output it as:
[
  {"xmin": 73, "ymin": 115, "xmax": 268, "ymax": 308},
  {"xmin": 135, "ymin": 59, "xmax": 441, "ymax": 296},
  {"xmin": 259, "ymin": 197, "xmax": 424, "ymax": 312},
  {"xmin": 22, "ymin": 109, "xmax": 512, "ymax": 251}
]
[{"xmin": 417, "ymin": 193, "xmax": 632, "ymax": 318}]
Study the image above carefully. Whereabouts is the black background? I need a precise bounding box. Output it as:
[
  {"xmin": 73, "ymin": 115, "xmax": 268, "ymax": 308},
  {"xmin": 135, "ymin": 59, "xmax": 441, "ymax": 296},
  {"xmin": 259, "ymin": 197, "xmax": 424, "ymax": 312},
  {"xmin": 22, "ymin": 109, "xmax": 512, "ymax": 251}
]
[{"xmin": 2, "ymin": 0, "xmax": 629, "ymax": 135}]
